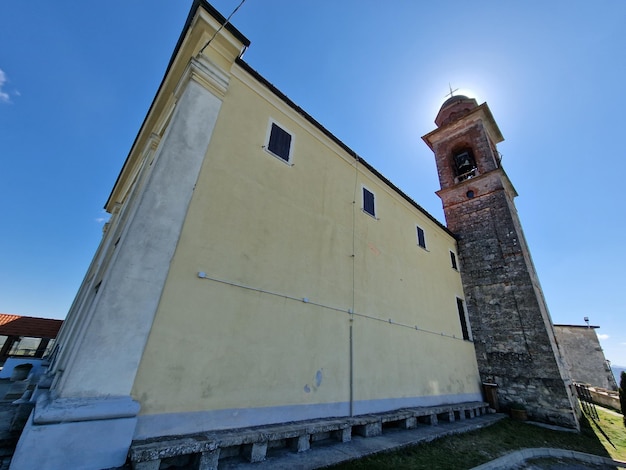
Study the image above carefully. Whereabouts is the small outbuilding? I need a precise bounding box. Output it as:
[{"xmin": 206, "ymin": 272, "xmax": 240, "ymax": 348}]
[
  {"xmin": 0, "ymin": 314, "xmax": 63, "ymax": 364},
  {"xmin": 554, "ymin": 324, "xmax": 616, "ymax": 390}
]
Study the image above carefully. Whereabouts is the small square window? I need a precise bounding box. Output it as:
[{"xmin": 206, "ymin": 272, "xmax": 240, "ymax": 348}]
[
  {"xmin": 267, "ymin": 122, "xmax": 292, "ymax": 162},
  {"xmin": 416, "ymin": 226, "xmax": 426, "ymax": 249},
  {"xmin": 362, "ymin": 187, "xmax": 376, "ymax": 217},
  {"xmin": 450, "ymin": 251, "xmax": 458, "ymax": 270}
]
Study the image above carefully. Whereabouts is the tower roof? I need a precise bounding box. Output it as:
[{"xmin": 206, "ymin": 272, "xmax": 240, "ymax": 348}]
[
  {"xmin": 435, "ymin": 95, "xmax": 478, "ymax": 127},
  {"xmin": 441, "ymin": 94, "xmax": 470, "ymax": 107}
]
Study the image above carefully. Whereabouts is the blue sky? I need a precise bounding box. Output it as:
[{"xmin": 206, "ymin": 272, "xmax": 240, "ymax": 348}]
[{"xmin": 1, "ymin": 1, "xmax": 625, "ymax": 365}]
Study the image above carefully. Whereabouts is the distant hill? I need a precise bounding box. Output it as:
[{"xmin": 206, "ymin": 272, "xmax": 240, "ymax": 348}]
[{"xmin": 613, "ymin": 365, "xmax": 625, "ymax": 385}]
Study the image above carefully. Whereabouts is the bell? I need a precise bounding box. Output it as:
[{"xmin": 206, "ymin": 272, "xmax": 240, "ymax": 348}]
[{"xmin": 455, "ymin": 151, "xmax": 473, "ymax": 173}]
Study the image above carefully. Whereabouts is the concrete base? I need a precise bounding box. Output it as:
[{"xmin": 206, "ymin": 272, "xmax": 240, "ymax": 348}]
[
  {"xmin": 242, "ymin": 442, "xmax": 267, "ymax": 463},
  {"xmin": 354, "ymin": 422, "xmax": 382, "ymax": 437},
  {"xmin": 289, "ymin": 434, "xmax": 310, "ymax": 452},
  {"xmin": 197, "ymin": 449, "xmax": 221, "ymax": 470},
  {"xmin": 132, "ymin": 461, "xmax": 160, "ymax": 470},
  {"xmin": 10, "ymin": 394, "xmax": 139, "ymax": 470},
  {"xmin": 332, "ymin": 427, "xmax": 352, "ymax": 443},
  {"xmin": 133, "ymin": 392, "xmax": 482, "ymax": 439}
]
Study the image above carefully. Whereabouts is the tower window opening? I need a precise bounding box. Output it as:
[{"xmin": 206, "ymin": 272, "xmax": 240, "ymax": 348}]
[{"xmin": 453, "ymin": 149, "xmax": 477, "ymax": 182}]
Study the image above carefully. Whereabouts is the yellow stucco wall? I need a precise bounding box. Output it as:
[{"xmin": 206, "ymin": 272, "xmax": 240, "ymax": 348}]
[{"xmin": 131, "ymin": 62, "xmax": 481, "ymax": 419}]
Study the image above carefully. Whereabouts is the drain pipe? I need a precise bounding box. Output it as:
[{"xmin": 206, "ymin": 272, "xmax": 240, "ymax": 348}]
[
  {"xmin": 349, "ymin": 157, "xmax": 359, "ymax": 418},
  {"xmin": 349, "ymin": 316, "xmax": 354, "ymax": 416}
]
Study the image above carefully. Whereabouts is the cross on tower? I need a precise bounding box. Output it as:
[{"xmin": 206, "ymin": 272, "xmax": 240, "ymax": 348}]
[{"xmin": 444, "ymin": 83, "xmax": 459, "ymax": 99}]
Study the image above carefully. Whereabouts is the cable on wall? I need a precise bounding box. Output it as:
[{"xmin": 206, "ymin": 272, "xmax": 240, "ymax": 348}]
[
  {"xmin": 351, "ymin": 155, "xmax": 360, "ymax": 314},
  {"xmin": 195, "ymin": 272, "xmax": 468, "ymax": 343},
  {"xmin": 199, "ymin": 0, "xmax": 248, "ymax": 54},
  {"xmin": 349, "ymin": 156, "xmax": 360, "ymax": 416}
]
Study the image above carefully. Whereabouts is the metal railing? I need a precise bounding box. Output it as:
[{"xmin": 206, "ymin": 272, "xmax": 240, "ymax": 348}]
[
  {"xmin": 455, "ymin": 168, "xmax": 478, "ymax": 183},
  {"xmin": 575, "ymin": 383, "xmax": 599, "ymax": 420}
]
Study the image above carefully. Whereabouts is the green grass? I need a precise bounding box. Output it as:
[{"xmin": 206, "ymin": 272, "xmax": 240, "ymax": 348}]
[
  {"xmin": 590, "ymin": 407, "xmax": 626, "ymax": 461},
  {"xmin": 329, "ymin": 407, "xmax": 625, "ymax": 469}
]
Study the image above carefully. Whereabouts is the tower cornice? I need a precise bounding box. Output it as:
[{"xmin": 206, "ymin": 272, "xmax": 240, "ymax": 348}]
[
  {"xmin": 422, "ymin": 103, "xmax": 504, "ymax": 151},
  {"xmin": 436, "ymin": 168, "xmax": 518, "ymax": 209}
]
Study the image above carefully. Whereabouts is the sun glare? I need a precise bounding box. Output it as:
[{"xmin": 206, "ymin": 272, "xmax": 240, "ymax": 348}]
[{"xmin": 447, "ymin": 87, "xmax": 481, "ymax": 103}]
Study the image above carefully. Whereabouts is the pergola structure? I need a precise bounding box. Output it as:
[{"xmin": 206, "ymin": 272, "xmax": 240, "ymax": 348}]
[{"xmin": 0, "ymin": 314, "xmax": 63, "ymax": 363}]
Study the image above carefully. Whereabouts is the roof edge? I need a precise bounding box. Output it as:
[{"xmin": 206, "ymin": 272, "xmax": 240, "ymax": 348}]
[
  {"xmin": 104, "ymin": 0, "xmax": 250, "ymax": 210},
  {"xmin": 554, "ymin": 324, "xmax": 600, "ymax": 329},
  {"xmin": 103, "ymin": 2, "xmax": 453, "ymax": 239},
  {"xmin": 235, "ymin": 58, "xmax": 455, "ymax": 239}
]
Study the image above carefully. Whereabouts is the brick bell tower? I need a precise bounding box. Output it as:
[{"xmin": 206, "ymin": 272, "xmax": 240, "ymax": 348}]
[{"xmin": 422, "ymin": 95, "xmax": 579, "ymax": 428}]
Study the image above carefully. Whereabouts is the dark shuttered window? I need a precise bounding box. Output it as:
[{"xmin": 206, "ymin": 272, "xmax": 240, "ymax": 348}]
[
  {"xmin": 450, "ymin": 251, "xmax": 458, "ymax": 269},
  {"xmin": 416, "ymin": 226, "xmax": 426, "ymax": 249},
  {"xmin": 362, "ymin": 187, "xmax": 375, "ymax": 217},
  {"xmin": 268, "ymin": 123, "xmax": 292, "ymax": 162},
  {"xmin": 456, "ymin": 298, "xmax": 470, "ymax": 340}
]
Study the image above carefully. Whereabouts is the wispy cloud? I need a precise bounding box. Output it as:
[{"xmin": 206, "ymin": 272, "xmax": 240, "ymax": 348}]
[
  {"xmin": 597, "ymin": 333, "xmax": 609, "ymax": 340},
  {"xmin": 0, "ymin": 69, "xmax": 10, "ymax": 103},
  {"xmin": 95, "ymin": 210, "xmax": 110, "ymax": 224}
]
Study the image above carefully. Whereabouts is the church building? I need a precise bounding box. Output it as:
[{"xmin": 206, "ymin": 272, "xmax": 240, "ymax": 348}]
[{"xmin": 11, "ymin": 1, "xmax": 578, "ymax": 468}]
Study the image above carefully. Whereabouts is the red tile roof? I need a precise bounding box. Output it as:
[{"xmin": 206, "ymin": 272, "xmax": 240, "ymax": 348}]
[{"xmin": 0, "ymin": 314, "xmax": 63, "ymax": 339}]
